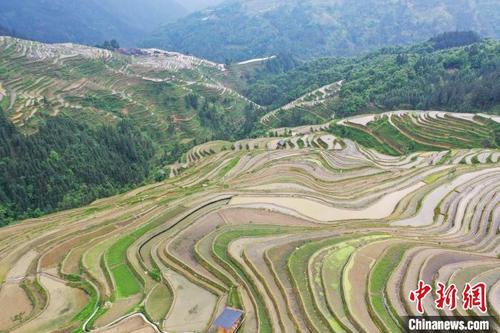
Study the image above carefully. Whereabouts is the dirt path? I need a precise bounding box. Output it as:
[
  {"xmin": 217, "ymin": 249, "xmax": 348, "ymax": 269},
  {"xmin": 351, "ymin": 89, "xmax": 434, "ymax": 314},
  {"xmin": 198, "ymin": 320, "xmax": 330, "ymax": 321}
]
[
  {"xmin": 260, "ymin": 81, "xmax": 342, "ymax": 124},
  {"xmin": 96, "ymin": 313, "xmax": 159, "ymax": 333}
]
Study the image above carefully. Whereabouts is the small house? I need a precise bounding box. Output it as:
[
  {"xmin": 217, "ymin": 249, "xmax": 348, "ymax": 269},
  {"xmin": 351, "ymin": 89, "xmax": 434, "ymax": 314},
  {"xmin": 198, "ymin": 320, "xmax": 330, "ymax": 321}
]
[
  {"xmin": 213, "ymin": 307, "xmax": 244, "ymax": 333},
  {"xmin": 277, "ymin": 139, "xmax": 286, "ymax": 149}
]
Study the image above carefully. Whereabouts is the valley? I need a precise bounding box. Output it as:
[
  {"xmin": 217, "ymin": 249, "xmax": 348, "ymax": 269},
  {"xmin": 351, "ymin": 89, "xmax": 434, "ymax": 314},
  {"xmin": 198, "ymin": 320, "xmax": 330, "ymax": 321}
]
[
  {"xmin": 0, "ymin": 32, "xmax": 499, "ymax": 333},
  {"xmin": 0, "ymin": 110, "xmax": 498, "ymax": 332},
  {"xmin": 145, "ymin": 0, "xmax": 500, "ymax": 62}
]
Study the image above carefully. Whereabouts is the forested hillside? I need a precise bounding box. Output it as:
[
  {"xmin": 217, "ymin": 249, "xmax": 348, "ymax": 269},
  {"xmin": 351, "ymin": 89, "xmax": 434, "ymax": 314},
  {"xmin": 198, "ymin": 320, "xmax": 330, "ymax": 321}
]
[
  {"xmin": 0, "ymin": 24, "xmax": 19, "ymax": 38},
  {"xmin": 181, "ymin": 0, "xmax": 225, "ymax": 12},
  {"xmin": 0, "ymin": 0, "xmax": 187, "ymax": 46},
  {"xmin": 0, "ymin": 37, "xmax": 260, "ymax": 223},
  {"xmin": 0, "ymin": 110, "xmax": 155, "ymax": 225},
  {"xmin": 238, "ymin": 34, "xmax": 500, "ymax": 127},
  {"xmin": 145, "ymin": 0, "xmax": 500, "ymax": 62},
  {"xmin": 1, "ymin": 2, "xmax": 500, "ymax": 332},
  {"xmin": 0, "ymin": 34, "xmax": 499, "ymax": 223}
]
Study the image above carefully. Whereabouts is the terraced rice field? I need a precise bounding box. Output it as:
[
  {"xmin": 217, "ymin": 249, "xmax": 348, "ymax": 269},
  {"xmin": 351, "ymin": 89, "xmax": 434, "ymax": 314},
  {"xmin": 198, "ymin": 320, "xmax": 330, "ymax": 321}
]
[
  {"xmin": 0, "ymin": 36, "xmax": 253, "ymax": 143},
  {"xmin": 0, "ymin": 111, "xmax": 499, "ymax": 332}
]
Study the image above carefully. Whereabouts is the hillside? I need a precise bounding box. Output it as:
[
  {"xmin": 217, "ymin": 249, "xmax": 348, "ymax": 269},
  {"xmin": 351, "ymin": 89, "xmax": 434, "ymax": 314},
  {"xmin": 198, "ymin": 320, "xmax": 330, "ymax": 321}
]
[
  {"xmin": 0, "ymin": 37, "xmax": 262, "ymax": 222},
  {"xmin": 144, "ymin": 0, "xmax": 500, "ymax": 62},
  {"xmin": 0, "ymin": 111, "xmax": 498, "ymax": 332},
  {"xmin": 0, "ymin": 0, "xmax": 187, "ymax": 46},
  {"xmin": 237, "ymin": 35, "xmax": 500, "ymax": 127},
  {"xmin": 0, "ymin": 3, "xmax": 499, "ymax": 333},
  {"xmin": 181, "ymin": 0, "xmax": 225, "ymax": 12},
  {"xmin": 1, "ymin": 34, "xmax": 499, "ymax": 222}
]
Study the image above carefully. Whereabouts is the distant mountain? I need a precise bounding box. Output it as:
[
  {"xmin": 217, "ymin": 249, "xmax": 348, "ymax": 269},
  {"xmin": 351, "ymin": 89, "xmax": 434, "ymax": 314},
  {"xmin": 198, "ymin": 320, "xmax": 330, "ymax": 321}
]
[
  {"xmin": 0, "ymin": 0, "xmax": 188, "ymax": 46},
  {"xmin": 181, "ymin": 0, "xmax": 226, "ymax": 12},
  {"xmin": 0, "ymin": 25, "xmax": 10, "ymax": 36},
  {"xmin": 144, "ymin": 0, "xmax": 500, "ymax": 62}
]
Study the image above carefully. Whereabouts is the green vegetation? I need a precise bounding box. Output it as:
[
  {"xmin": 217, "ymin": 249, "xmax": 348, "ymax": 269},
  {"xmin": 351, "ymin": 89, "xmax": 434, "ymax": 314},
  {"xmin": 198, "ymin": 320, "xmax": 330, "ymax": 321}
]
[
  {"xmin": 0, "ymin": 38, "xmax": 265, "ymax": 224},
  {"xmin": 288, "ymin": 236, "xmax": 353, "ymax": 332},
  {"xmin": 367, "ymin": 116, "xmax": 443, "ymax": 154},
  {"xmin": 69, "ymin": 279, "xmax": 99, "ymax": 332},
  {"xmin": 68, "ymin": 92, "xmax": 127, "ymax": 115},
  {"xmin": 110, "ymin": 265, "xmax": 141, "ymax": 298},
  {"xmin": 0, "ymin": 110, "xmax": 154, "ymax": 225},
  {"xmin": 329, "ymin": 112, "xmax": 500, "ymax": 156},
  {"xmin": 0, "ymin": 0, "xmax": 186, "ymax": 46},
  {"xmin": 105, "ymin": 234, "xmax": 143, "ymax": 298},
  {"xmin": 424, "ymin": 168, "xmax": 454, "ymax": 184},
  {"xmin": 265, "ymin": 104, "xmax": 331, "ymax": 128},
  {"xmin": 95, "ymin": 39, "xmax": 120, "ymax": 51},
  {"xmin": 227, "ymin": 286, "xmax": 243, "ymax": 309},
  {"xmin": 145, "ymin": 0, "xmax": 499, "ymax": 62},
  {"xmin": 107, "ymin": 236, "xmax": 137, "ymax": 267},
  {"xmin": 2, "ymin": 109, "xmax": 499, "ymax": 332},
  {"xmin": 329, "ymin": 123, "xmax": 398, "ymax": 156},
  {"xmin": 1, "ymin": 32, "xmax": 499, "ymax": 225},
  {"xmin": 218, "ymin": 156, "xmax": 241, "ymax": 178},
  {"xmin": 242, "ymin": 36, "xmax": 500, "ymax": 117},
  {"xmin": 392, "ymin": 114, "xmax": 500, "ymax": 149},
  {"xmin": 368, "ymin": 244, "xmax": 414, "ymax": 332},
  {"xmin": 145, "ymin": 284, "xmax": 172, "ymax": 322}
]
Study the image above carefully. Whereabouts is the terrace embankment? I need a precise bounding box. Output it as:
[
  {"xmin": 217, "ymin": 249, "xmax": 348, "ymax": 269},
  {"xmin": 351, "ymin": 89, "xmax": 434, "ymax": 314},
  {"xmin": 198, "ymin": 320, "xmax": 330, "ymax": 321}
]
[{"xmin": 0, "ymin": 111, "xmax": 499, "ymax": 332}]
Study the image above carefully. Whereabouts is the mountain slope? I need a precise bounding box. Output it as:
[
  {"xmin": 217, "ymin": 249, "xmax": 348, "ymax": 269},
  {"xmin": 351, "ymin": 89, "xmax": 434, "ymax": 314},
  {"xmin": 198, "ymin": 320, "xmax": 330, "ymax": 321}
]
[
  {"xmin": 144, "ymin": 0, "xmax": 500, "ymax": 62},
  {"xmin": 0, "ymin": 0, "xmax": 187, "ymax": 46},
  {"xmin": 181, "ymin": 0, "xmax": 225, "ymax": 12},
  {"xmin": 0, "ymin": 35, "xmax": 499, "ymax": 222},
  {"xmin": 0, "ymin": 36, "xmax": 260, "ymax": 221},
  {"xmin": 0, "ymin": 109, "xmax": 499, "ymax": 332},
  {"xmin": 227, "ymin": 34, "xmax": 500, "ymax": 128}
]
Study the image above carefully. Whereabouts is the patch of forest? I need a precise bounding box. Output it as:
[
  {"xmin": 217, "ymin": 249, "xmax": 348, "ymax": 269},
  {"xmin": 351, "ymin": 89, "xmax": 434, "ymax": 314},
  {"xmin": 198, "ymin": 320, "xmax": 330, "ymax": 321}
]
[
  {"xmin": 243, "ymin": 34, "xmax": 500, "ymax": 118},
  {"xmin": 0, "ymin": 110, "xmax": 155, "ymax": 225}
]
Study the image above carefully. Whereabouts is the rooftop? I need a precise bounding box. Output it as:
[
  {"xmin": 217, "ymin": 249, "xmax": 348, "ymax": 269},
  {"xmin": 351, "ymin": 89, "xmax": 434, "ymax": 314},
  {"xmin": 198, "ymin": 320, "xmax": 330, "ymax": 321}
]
[{"xmin": 213, "ymin": 307, "xmax": 244, "ymax": 329}]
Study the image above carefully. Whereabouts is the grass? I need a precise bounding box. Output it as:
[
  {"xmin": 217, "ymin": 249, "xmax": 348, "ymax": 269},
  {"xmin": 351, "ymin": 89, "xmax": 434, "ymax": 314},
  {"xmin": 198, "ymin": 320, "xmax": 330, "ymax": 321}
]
[
  {"xmin": 321, "ymin": 243, "xmax": 358, "ymax": 332},
  {"xmin": 83, "ymin": 236, "xmax": 118, "ymax": 288},
  {"xmin": 288, "ymin": 235, "xmax": 353, "ymax": 332},
  {"xmin": 368, "ymin": 243, "xmax": 414, "ymax": 332},
  {"xmin": 68, "ymin": 279, "xmax": 99, "ymax": 332},
  {"xmin": 227, "ymin": 285, "xmax": 243, "ymax": 309},
  {"xmin": 106, "ymin": 235, "xmax": 135, "ymax": 267},
  {"xmin": 103, "ymin": 206, "xmax": 188, "ymax": 300},
  {"xmin": 329, "ymin": 123, "xmax": 399, "ymax": 156},
  {"xmin": 145, "ymin": 283, "xmax": 172, "ymax": 322},
  {"xmin": 105, "ymin": 235, "xmax": 143, "ymax": 299},
  {"xmin": 67, "ymin": 92, "xmax": 128, "ymax": 116},
  {"xmin": 297, "ymin": 138, "xmax": 305, "ymax": 148},
  {"xmin": 288, "ymin": 234, "xmax": 387, "ymax": 332},
  {"xmin": 393, "ymin": 114, "xmax": 497, "ymax": 149},
  {"xmin": 218, "ymin": 156, "xmax": 240, "ymax": 178},
  {"xmin": 330, "ymin": 113, "xmax": 495, "ymax": 157},
  {"xmin": 0, "ymin": 93, "xmax": 10, "ymax": 110},
  {"xmin": 111, "ymin": 265, "xmax": 142, "ymax": 298},
  {"xmin": 368, "ymin": 116, "xmax": 442, "ymax": 154},
  {"xmin": 436, "ymin": 151, "xmax": 452, "ymax": 165},
  {"xmin": 317, "ymin": 247, "xmax": 353, "ymax": 332},
  {"xmin": 424, "ymin": 168, "xmax": 455, "ymax": 184}
]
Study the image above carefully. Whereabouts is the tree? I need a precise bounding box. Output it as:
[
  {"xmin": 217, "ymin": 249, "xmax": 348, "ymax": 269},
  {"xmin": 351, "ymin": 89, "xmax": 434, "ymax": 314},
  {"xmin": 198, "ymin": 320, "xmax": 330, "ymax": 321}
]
[
  {"xmin": 96, "ymin": 40, "xmax": 120, "ymax": 50},
  {"xmin": 110, "ymin": 39, "xmax": 120, "ymax": 49}
]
